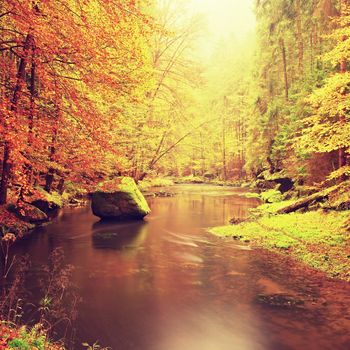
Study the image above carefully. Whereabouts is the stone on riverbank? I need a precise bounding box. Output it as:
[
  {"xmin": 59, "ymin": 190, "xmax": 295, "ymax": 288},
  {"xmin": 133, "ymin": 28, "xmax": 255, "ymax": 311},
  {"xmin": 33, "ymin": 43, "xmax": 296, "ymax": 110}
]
[
  {"xmin": 11, "ymin": 202, "xmax": 48, "ymax": 223},
  {"xmin": 0, "ymin": 206, "xmax": 34, "ymax": 238},
  {"xmin": 256, "ymin": 171, "xmax": 294, "ymax": 193},
  {"xmin": 28, "ymin": 188, "xmax": 63, "ymax": 214},
  {"xmin": 91, "ymin": 177, "xmax": 151, "ymax": 220},
  {"xmin": 255, "ymin": 294, "xmax": 305, "ymax": 309}
]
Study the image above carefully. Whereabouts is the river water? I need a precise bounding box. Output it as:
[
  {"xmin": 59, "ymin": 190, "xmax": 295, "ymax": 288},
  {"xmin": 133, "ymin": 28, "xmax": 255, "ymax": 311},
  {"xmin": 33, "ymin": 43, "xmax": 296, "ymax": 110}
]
[{"xmin": 12, "ymin": 185, "xmax": 350, "ymax": 350}]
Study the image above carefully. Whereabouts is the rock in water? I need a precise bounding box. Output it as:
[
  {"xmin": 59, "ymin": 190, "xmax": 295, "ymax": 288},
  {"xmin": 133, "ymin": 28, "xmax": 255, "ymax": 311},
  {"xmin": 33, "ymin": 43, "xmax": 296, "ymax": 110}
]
[{"xmin": 91, "ymin": 177, "xmax": 151, "ymax": 220}]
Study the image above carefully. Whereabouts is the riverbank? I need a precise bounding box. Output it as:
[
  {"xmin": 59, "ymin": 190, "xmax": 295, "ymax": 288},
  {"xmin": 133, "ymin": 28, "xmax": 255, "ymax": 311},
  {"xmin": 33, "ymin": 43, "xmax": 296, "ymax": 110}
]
[
  {"xmin": 6, "ymin": 183, "xmax": 350, "ymax": 349},
  {"xmin": 138, "ymin": 176, "xmax": 245, "ymax": 197},
  {"xmin": 210, "ymin": 199, "xmax": 350, "ymax": 281},
  {"xmin": 0, "ymin": 185, "xmax": 87, "ymax": 241},
  {"xmin": 0, "ymin": 321, "xmax": 64, "ymax": 350}
]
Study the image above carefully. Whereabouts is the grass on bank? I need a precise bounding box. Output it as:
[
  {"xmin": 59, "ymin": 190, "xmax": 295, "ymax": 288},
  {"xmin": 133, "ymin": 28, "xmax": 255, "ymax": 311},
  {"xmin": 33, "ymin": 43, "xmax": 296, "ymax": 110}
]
[
  {"xmin": 138, "ymin": 177, "xmax": 175, "ymax": 191},
  {"xmin": 211, "ymin": 207, "xmax": 350, "ymax": 281}
]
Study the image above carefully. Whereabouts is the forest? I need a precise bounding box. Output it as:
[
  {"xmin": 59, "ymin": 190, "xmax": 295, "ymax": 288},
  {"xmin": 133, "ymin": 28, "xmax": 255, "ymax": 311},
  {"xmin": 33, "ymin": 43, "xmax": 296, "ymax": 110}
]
[
  {"xmin": 1, "ymin": 0, "xmax": 350, "ymax": 202},
  {"xmin": 0, "ymin": 0, "xmax": 350, "ymax": 349}
]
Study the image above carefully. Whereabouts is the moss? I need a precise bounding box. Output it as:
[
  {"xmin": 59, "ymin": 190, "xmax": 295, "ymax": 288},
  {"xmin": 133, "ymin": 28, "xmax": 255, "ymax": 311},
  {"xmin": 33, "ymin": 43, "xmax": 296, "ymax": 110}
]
[
  {"xmin": 35, "ymin": 187, "xmax": 63, "ymax": 208},
  {"xmin": 210, "ymin": 210, "xmax": 350, "ymax": 281},
  {"xmin": 64, "ymin": 181, "xmax": 86, "ymax": 196},
  {"xmin": 260, "ymin": 189, "xmax": 283, "ymax": 203},
  {"xmin": 326, "ymin": 183, "xmax": 350, "ymax": 210},
  {"xmin": 93, "ymin": 177, "xmax": 150, "ymax": 219},
  {"xmin": 174, "ymin": 175, "xmax": 205, "ymax": 184},
  {"xmin": 138, "ymin": 177, "xmax": 174, "ymax": 191},
  {"xmin": 239, "ymin": 192, "xmax": 261, "ymax": 199},
  {"xmin": 252, "ymin": 199, "xmax": 298, "ymax": 215}
]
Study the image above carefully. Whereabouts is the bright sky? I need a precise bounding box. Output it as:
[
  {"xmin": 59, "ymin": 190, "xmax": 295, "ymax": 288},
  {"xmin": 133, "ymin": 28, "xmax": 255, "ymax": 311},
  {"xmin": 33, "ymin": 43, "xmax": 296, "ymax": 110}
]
[{"xmin": 186, "ymin": 0, "xmax": 256, "ymax": 58}]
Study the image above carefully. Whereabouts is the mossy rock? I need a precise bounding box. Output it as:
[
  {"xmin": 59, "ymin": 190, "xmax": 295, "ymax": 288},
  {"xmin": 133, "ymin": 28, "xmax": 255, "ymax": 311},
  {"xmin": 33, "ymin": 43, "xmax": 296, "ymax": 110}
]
[
  {"xmin": 255, "ymin": 294, "xmax": 304, "ymax": 309},
  {"xmin": 91, "ymin": 177, "xmax": 151, "ymax": 220},
  {"xmin": 27, "ymin": 188, "xmax": 63, "ymax": 214},
  {"xmin": 256, "ymin": 171, "xmax": 294, "ymax": 193},
  {"xmin": 0, "ymin": 206, "xmax": 34, "ymax": 238},
  {"xmin": 261, "ymin": 189, "xmax": 283, "ymax": 203},
  {"xmin": 9, "ymin": 202, "xmax": 48, "ymax": 223}
]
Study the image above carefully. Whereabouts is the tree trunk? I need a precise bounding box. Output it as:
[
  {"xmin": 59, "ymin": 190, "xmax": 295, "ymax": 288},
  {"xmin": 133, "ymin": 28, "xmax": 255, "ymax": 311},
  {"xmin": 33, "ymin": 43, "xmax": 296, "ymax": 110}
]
[
  {"xmin": 0, "ymin": 146, "xmax": 11, "ymax": 205},
  {"xmin": 45, "ymin": 122, "xmax": 58, "ymax": 193},
  {"xmin": 277, "ymin": 191, "xmax": 328, "ymax": 214},
  {"xmin": 137, "ymin": 172, "xmax": 147, "ymax": 182},
  {"xmin": 28, "ymin": 44, "xmax": 36, "ymax": 145},
  {"xmin": 266, "ymin": 139, "xmax": 276, "ymax": 174},
  {"xmin": 279, "ymin": 38, "xmax": 289, "ymax": 101},
  {"xmin": 222, "ymin": 120, "xmax": 227, "ymax": 181},
  {"xmin": 57, "ymin": 178, "xmax": 65, "ymax": 195},
  {"xmin": 18, "ymin": 41, "xmax": 37, "ymax": 202},
  {"xmin": 200, "ymin": 131, "xmax": 205, "ymax": 176},
  {"xmin": 310, "ymin": 28, "xmax": 314, "ymax": 72},
  {"xmin": 339, "ymin": 147, "xmax": 347, "ymax": 168},
  {"xmin": 339, "ymin": 1, "xmax": 348, "ymax": 173},
  {"xmin": 44, "ymin": 170, "xmax": 55, "ymax": 193},
  {"xmin": 222, "ymin": 96, "xmax": 228, "ymax": 181},
  {"xmin": 296, "ymin": 0, "xmax": 304, "ymax": 75}
]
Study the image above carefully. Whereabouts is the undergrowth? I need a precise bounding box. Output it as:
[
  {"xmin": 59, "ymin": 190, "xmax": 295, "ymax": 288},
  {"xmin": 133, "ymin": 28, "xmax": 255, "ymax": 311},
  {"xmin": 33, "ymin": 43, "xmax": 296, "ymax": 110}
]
[{"xmin": 211, "ymin": 210, "xmax": 350, "ymax": 280}]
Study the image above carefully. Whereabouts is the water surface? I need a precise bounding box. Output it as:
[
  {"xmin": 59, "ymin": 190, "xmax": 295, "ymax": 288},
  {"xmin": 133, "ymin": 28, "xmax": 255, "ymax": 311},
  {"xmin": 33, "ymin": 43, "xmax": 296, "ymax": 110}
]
[{"xmin": 14, "ymin": 185, "xmax": 350, "ymax": 350}]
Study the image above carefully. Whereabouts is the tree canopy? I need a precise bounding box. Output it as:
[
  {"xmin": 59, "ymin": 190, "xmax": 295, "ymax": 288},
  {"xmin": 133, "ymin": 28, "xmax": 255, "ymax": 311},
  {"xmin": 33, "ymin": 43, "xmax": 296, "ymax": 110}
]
[{"xmin": 1, "ymin": 0, "xmax": 350, "ymax": 205}]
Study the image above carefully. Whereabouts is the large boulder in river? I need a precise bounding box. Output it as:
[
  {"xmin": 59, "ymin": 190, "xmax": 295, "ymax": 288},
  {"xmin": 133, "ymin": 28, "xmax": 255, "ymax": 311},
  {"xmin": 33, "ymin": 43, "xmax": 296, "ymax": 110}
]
[{"xmin": 91, "ymin": 177, "xmax": 151, "ymax": 220}]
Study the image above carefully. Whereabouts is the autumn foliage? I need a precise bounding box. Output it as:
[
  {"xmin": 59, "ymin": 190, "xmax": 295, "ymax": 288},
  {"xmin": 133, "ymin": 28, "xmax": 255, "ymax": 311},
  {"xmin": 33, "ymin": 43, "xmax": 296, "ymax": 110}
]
[
  {"xmin": 0, "ymin": 0, "xmax": 154, "ymax": 204},
  {"xmin": 2, "ymin": 0, "xmax": 350, "ymax": 207},
  {"xmin": 0, "ymin": 321, "xmax": 64, "ymax": 350}
]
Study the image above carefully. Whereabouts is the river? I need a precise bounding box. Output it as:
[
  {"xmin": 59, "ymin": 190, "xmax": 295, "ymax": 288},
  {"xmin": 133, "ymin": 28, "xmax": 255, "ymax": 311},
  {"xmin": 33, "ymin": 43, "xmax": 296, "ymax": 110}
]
[{"xmin": 12, "ymin": 185, "xmax": 350, "ymax": 350}]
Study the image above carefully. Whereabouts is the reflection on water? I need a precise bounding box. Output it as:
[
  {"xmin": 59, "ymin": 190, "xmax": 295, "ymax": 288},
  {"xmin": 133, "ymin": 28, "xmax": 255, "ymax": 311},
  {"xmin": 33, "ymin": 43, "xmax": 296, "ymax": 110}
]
[
  {"xmin": 92, "ymin": 221, "xmax": 148, "ymax": 250},
  {"xmin": 12, "ymin": 185, "xmax": 350, "ymax": 350}
]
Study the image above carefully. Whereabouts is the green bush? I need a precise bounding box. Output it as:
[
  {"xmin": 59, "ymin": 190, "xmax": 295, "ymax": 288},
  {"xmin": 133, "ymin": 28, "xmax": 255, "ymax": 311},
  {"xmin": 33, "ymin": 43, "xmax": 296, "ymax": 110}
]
[{"xmin": 260, "ymin": 189, "xmax": 283, "ymax": 203}]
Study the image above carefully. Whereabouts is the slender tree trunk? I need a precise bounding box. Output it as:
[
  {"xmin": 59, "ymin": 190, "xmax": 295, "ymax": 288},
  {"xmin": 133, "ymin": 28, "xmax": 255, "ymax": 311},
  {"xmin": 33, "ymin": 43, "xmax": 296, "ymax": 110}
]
[
  {"xmin": 339, "ymin": 0, "xmax": 348, "ymax": 172},
  {"xmin": 138, "ymin": 172, "xmax": 147, "ymax": 181},
  {"xmin": 222, "ymin": 122, "xmax": 227, "ymax": 181},
  {"xmin": 267, "ymin": 139, "xmax": 276, "ymax": 174},
  {"xmin": 310, "ymin": 29, "xmax": 314, "ymax": 72},
  {"xmin": 222, "ymin": 96, "xmax": 228, "ymax": 181},
  {"xmin": 200, "ymin": 131, "xmax": 205, "ymax": 175},
  {"xmin": 44, "ymin": 127, "xmax": 58, "ymax": 193},
  {"xmin": 279, "ymin": 38, "xmax": 289, "ymax": 101},
  {"xmin": 18, "ymin": 42, "xmax": 37, "ymax": 202},
  {"xmin": 143, "ymin": 118, "xmax": 220, "ymax": 178},
  {"xmin": 28, "ymin": 44, "xmax": 36, "ymax": 145},
  {"xmin": 339, "ymin": 148, "xmax": 346, "ymax": 168},
  {"xmin": 296, "ymin": 0, "xmax": 304, "ymax": 75},
  {"xmin": 0, "ymin": 147, "xmax": 11, "ymax": 205},
  {"xmin": 57, "ymin": 178, "xmax": 65, "ymax": 195}
]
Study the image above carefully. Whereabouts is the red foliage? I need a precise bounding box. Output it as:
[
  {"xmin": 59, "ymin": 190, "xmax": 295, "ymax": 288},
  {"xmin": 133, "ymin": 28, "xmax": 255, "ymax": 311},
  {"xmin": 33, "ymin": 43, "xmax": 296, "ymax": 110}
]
[
  {"xmin": 0, "ymin": 1, "xmax": 154, "ymax": 202},
  {"xmin": 0, "ymin": 323, "xmax": 19, "ymax": 349}
]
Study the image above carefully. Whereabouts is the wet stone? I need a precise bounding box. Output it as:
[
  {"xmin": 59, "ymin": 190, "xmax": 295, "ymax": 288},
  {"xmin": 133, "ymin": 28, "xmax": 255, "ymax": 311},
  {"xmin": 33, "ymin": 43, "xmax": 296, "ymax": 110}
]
[
  {"xmin": 229, "ymin": 217, "xmax": 247, "ymax": 225},
  {"xmin": 255, "ymin": 293, "xmax": 305, "ymax": 309}
]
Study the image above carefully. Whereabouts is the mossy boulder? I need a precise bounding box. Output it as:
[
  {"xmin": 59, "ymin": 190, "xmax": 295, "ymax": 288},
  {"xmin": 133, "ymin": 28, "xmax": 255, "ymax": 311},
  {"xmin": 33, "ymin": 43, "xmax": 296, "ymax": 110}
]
[
  {"xmin": 10, "ymin": 202, "xmax": 48, "ymax": 223},
  {"xmin": 91, "ymin": 177, "xmax": 151, "ymax": 220},
  {"xmin": 261, "ymin": 189, "xmax": 283, "ymax": 203},
  {"xmin": 27, "ymin": 188, "xmax": 63, "ymax": 214},
  {"xmin": 0, "ymin": 206, "xmax": 34, "ymax": 238},
  {"xmin": 256, "ymin": 171, "xmax": 294, "ymax": 193}
]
